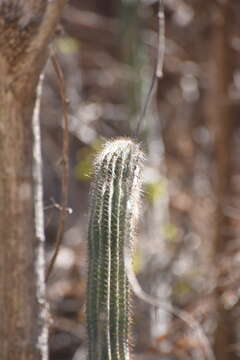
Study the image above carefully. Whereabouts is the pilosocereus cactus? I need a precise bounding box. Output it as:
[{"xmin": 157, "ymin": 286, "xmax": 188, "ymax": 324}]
[{"xmin": 87, "ymin": 138, "xmax": 143, "ymax": 360}]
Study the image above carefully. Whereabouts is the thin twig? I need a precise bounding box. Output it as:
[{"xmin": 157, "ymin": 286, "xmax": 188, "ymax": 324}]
[
  {"xmin": 134, "ymin": 66, "xmax": 157, "ymax": 138},
  {"xmin": 124, "ymin": 246, "xmax": 215, "ymax": 360},
  {"xmin": 157, "ymin": 0, "xmax": 165, "ymax": 78},
  {"xmin": 45, "ymin": 197, "xmax": 72, "ymax": 214},
  {"xmin": 134, "ymin": 0, "xmax": 165, "ymax": 137},
  {"xmin": 46, "ymin": 50, "xmax": 70, "ymax": 281}
]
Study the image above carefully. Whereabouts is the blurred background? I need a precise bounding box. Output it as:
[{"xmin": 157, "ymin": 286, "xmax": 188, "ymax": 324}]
[{"xmin": 41, "ymin": 1, "xmax": 240, "ymax": 359}]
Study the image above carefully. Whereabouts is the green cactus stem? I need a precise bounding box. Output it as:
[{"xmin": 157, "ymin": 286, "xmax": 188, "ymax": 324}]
[{"xmin": 87, "ymin": 138, "xmax": 143, "ymax": 360}]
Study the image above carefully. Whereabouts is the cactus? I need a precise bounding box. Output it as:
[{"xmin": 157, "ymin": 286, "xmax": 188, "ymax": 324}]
[{"xmin": 87, "ymin": 138, "xmax": 143, "ymax": 360}]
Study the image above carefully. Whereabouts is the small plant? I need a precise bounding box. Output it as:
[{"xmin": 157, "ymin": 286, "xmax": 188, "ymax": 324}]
[{"xmin": 87, "ymin": 138, "xmax": 143, "ymax": 360}]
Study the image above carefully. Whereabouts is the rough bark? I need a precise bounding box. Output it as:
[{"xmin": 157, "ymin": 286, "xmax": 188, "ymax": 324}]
[
  {"xmin": 206, "ymin": 2, "xmax": 234, "ymax": 359},
  {"xmin": 0, "ymin": 1, "xmax": 67, "ymax": 359}
]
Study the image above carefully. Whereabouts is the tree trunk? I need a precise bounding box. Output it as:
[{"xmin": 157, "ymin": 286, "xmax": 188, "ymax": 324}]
[
  {"xmin": 206, "ymin": 2, "xmax": 234, "ymax": 359},
  {"xmin": 0, "ymin": 2, "xmax": 66, "ymax": 359}
]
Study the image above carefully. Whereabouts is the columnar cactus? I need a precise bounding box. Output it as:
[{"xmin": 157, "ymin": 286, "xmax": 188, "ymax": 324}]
[{"xmin": 87, "ymin": 138, "xmax": 143, "ymax": 360}]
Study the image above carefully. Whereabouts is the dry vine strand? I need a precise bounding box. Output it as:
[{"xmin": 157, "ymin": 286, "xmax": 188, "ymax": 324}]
[{"xmin": 124, "ymin": 246, "xmax": 215, "ymax": 360}]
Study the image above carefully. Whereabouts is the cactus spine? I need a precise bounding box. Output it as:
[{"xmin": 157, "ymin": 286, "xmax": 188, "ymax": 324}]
[{"xmin": 87, "ymin": 138, "xmax": 143, "ymax": 360}]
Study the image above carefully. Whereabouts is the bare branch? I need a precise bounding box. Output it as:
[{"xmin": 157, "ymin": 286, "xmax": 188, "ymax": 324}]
[
  {"xmin": 46, "ymin": 50, "xmax": 70, "ymax": 281},
  {"xmin": 33, "ymin": 0, "xmax": 68, "ymax": 51},
  {"xmin": 32, "ymin": 73, "xmax": 48, "ymax": 360},
  {"xmin": 134, "ymin": 0, "xmax": 165, "ymax": 137},
  {"xmin": 134, "ymin": 68, "xmax": 157, "ymax": 138}
]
